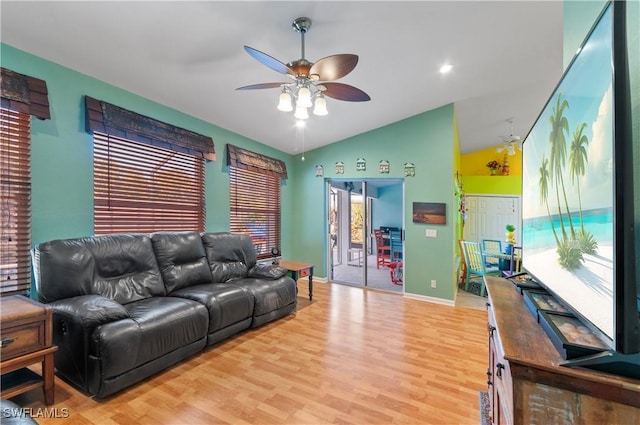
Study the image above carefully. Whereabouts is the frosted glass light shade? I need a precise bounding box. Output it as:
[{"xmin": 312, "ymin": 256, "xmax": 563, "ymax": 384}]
[
  {"xmin": 297, "ymin": 87, "xmax": 312, "ymax": 108},
  {"xmin": 313, "ymin": 96, "xmax": 328, "ymax": 116},
  {"xmin": 277, "ymin": 92, "xmax": 293, "ymax": 112},
  {"xmin": 294, "ymin": 104, "xmax": 309, "ymax": 120}
]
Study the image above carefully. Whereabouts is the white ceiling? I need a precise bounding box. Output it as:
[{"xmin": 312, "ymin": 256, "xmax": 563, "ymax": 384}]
[{"xmin": 0, "ymin": 1, "xmax": 564, "ymax": 155}]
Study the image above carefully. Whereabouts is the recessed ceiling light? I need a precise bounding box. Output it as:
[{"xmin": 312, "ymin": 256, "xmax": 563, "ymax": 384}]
[{"xmin": 440, "ymin": 64, "xmax": 453, "ymax": 74}]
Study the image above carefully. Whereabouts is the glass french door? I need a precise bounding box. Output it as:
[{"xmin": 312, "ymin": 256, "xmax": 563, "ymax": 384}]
[
  {"xmin": 328, "ymin": 182, "xmax": 367, "ymax": 287},
  {"xmin": 327, "ymin": 178, "xmax": 404, "ymax": 292}
]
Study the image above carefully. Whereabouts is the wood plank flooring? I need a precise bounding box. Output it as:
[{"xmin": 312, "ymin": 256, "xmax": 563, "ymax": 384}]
[{"xmin": 13, "ymin": 283, "xmax": 489, "ymax": 424}]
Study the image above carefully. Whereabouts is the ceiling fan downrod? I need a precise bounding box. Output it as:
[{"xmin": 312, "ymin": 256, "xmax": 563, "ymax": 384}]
[{"xmin": 292, "ymin": 17, "xmax": 311, "ymax": 60}]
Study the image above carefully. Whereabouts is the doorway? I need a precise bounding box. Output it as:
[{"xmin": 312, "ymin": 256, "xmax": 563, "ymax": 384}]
[{"xmin": 327, "ymin": 178, "xmax": 404, "ymax": 293}]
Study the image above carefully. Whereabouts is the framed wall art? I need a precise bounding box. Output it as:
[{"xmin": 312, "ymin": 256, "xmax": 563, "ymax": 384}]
[{"xmin": 412, "ymin": 202, "xmax": 446, "ymax": 224}]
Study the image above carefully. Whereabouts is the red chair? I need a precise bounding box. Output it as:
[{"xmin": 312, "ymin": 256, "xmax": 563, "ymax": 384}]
[
  {"xmin": 389, "ymin": 261, "xmax": 403, "ymax": 285},
  {"xmin": 374, "ymin": 229, "xmax": 391, "ymax": 269}
]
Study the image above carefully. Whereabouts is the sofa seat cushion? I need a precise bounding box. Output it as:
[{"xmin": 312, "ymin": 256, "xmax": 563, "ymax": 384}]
[
  {"xmin": 171, "ymin": 283, "xmax": 254, "ymax": 334},
  {"xmin": 230, "ymin": 277, "xmax": 296, "ymax": 317},
  {"xmin": 92, "ymin": 297, "xmax": 208, "ymax": 379}
]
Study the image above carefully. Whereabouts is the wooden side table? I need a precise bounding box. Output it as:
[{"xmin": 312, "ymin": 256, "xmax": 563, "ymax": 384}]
[
  {"xmin": 278, "ymin": 260, "xmax": 314, "ymax": 301},
  {"xmin": 1, "ymin": 295, "xmax": 57, "ymax": 405}
]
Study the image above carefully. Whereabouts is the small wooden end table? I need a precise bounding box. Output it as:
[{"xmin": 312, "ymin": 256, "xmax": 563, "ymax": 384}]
[
  {"xmin": 278, "ymin": 260, "xmax": 314, "ymax": 301},
  {"xmin": 1, "ymin": 295, "xmax": 57, "ymax": 405}
]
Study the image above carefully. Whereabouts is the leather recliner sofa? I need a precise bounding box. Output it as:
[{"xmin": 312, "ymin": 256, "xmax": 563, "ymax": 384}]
[{"xmin": 32, "ymin": 231, "xmax": 297, "ymax": 398}]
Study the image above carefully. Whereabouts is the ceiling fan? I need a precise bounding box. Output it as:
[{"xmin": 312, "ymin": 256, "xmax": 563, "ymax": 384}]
[
  {"xmin": 497, "ymin": 118, "xmax": 522, "ymax": 156},
  {"xmin": 236, "ymin": 17, "xmax": 370, "ymax": 120}
]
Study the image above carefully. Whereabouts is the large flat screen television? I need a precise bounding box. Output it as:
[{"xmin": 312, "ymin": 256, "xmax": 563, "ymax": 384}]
[{"xmin": 521, "ymin": 1, "xmax": 639, "ymax": 379}]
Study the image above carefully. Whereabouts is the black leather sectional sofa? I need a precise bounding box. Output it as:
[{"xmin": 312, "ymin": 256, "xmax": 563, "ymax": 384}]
[{"xmin": 32, "ymin": 231, "xmax": 297, "ymax": 398}]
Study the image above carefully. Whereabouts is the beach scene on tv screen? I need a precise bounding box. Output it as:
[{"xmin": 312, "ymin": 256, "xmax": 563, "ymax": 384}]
[{"xmin": 522, "ymin": 7, "xmax": 614, "ymax": 341}]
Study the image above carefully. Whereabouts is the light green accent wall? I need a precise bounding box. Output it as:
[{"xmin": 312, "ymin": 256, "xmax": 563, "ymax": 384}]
[
  {"xmin": 290, "ymin": 105, "xmax": 458, "ymax": 300},
  {"xmin": 463, "ymin": 176, "xmax": 522, "ymax": 196},
  {"xmin": 0, "ymin": 44, "xmax": 296, "ymax": 253},
  {"xmin": 563, "ymin": 0, "xmax": 608, "ymax": 68}
]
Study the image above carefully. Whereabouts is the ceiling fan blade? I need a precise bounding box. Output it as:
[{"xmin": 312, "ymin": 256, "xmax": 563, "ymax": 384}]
[
  {"xmin": 244, "ymin": 46, "xmax": 292, "ymax": 75},
  {"xmin": 322, "ymin": 82, "xmax": 370, "ymax": 102},
  {"xmin": 310, "ymin": 54, "xmax": 359, "ymax": 81},
  {"xmin": 236, "ymin": 82, "xmax": 285, "ymax": 90}
]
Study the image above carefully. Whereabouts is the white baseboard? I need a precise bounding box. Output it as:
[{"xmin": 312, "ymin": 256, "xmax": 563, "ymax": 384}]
[{"xmin": 403, "ymin": 292, "xmax": 455, "ymax": 307}]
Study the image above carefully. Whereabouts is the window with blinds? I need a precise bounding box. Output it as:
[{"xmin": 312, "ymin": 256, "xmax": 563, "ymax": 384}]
[
  {"xmin": 93, "ymin": 133, "xmax": 205, "ymax": 234},
  {"xmin": 229, "ymin": 167, "xmax": 281, "ymax": 260},
  {"xmin": 0, "ymin": 107, "xmax": 31, "ymax": 295}
]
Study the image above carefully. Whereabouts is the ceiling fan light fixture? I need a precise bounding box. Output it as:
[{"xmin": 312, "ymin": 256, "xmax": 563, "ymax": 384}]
[
  {"xmin": 313, "ymin": 96, "xmax": 328, "ymax": 116},
  {"xmin": 297, "ymin": 86, "xmax": 312, "ymax": 108},
  {"xmin": 239, "ymin": 16, "xmax": 369, "ymax": 122},
  {"xmin": 294, "ymin": 104, "xmax": 309, "ymax": 120},
  {"xmin": 277, "ymin": 90, "xmax": 293, "ymax": 112},
  {"xmin": 496, "ymin": 117, "xmax": 522, "ymax": 156}
]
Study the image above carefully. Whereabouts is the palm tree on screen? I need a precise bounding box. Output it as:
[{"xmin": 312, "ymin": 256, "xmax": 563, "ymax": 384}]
[
  {"xmin": 568, "ymin": 122, "xmax": 589, "ymax": 233},
  {"xmin": 569, "ymin": 122, "xmax": 598, "ymax": 255},
  {"xmin": 547, "ymin": 93, "xmax": 575, "ymax": 241},
  {"xmin": 539, "ymin": 156, "xmax": 560, "ymax": 246}
]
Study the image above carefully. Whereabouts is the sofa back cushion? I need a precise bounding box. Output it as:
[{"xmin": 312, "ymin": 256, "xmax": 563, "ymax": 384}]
[
  {"xmin": 201, "ymin": 232, "xmax": 257, "ymax": 282},
  {"xmin": 33, "ymin": 234, "xmax": 165, "ymax": 304},
  {"xmin": 151, "ymin": 231, "xmax": 213, "ymax": 293}
]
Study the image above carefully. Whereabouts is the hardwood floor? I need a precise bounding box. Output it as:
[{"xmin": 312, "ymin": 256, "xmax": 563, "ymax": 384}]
[{"xmin": 14, "ymin": 283, "xmax": 489, "ymax": 424}]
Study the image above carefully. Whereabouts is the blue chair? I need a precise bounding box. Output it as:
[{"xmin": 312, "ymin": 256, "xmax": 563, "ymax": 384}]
[
  {"xmin": 502, "ymin": 246, "xmax": 523, "ymax": 278},
  {"xmin": 389, "ymin": 229, "xmax": 403, "ymax": 261},
  {"xmin": 461, "ymin": 241, "xmax": 501, "ymax": 296},
  {"xmin": 482, "ymin": 239, "xmax": 502, "ymax": 268}
]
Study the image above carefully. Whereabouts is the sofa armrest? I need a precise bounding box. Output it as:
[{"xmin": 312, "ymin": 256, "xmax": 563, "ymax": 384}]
[
  {"xmin": 49, "ymin": 295, "xmax": 130, "ymax": 328},
  {"xmin": 248, "ymin": 263, "xmax": 288, "ymax": 280},
  {"xmin": 46, "ymin": 295, "xmax": 129, "ymax": 394}
]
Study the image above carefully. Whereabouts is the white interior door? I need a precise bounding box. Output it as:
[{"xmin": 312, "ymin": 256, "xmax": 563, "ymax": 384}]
[{"xmin": 465, "ymin": 196, "xmax": 521, "ymax": 244}]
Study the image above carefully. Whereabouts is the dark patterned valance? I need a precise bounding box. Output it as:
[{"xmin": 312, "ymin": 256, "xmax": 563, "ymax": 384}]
[
  {"xmin": 84, "ymin": 96, "xmax": 215, "ymax": 160},
  {"xmin": 227, "ymin": 144, "xmax": 287, "ymax": 179},
  {"xmin": 0, "ymin": 68, "xmax": 50, "ymax": 120}
]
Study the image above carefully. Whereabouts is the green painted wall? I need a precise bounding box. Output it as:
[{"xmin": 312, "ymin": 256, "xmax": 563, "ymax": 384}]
[
  {"xmin": 290, "ymin": 105, "xmax": 458, "ymax": 301},
  {"xmin": 0, "ymin": 44, "xmax": 296, "ymax": 254},
  {"xmin": 462, "ymin": 176, "xmax": 522, "ymax": 196}
]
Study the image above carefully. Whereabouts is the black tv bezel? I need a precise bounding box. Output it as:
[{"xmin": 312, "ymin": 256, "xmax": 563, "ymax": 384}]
[
  {"xmin": 611, "ymin": 0, "xmax": 639, "ymax": 357},
  {"xmin": 520, "ymin": 0, "xmax": 639, "ymax": 375}
]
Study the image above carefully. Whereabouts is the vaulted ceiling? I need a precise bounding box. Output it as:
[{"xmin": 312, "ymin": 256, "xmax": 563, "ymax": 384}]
[{"xmin": 1, "ymin": 1, "xmax": 564, "ymax": 155}]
